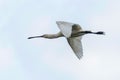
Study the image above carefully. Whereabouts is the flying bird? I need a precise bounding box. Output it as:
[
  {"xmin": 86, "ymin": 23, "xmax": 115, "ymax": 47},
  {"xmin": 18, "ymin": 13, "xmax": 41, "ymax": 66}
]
[{"xmin": 28, "ymin": 21, "xmax": 104, "ymax": 59}]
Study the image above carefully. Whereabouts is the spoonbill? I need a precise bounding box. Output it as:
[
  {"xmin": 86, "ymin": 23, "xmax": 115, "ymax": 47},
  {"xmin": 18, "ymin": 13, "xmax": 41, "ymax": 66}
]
[{"xmin": 28, "ymin": 21, "xmax": 104, "ymax": 59}]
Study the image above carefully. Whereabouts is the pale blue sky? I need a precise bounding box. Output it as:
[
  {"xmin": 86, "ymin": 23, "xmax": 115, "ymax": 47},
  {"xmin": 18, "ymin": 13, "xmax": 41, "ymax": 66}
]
[{"xmin": 0, "ymin": 0, "xmax": 120, "ymax": 80}]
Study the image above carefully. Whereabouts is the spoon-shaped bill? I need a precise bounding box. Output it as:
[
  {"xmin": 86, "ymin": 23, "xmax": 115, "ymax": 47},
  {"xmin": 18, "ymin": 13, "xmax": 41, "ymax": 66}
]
[{"xmin": 28, "ymin": 35, "xmax": 43, "ymax": 39}]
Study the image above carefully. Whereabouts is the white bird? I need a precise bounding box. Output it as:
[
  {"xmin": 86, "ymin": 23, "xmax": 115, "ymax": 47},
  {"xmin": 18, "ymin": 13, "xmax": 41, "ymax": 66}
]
[{"xmin": 28, "ymin": 21, "xmax": 104, "ymax": 59}]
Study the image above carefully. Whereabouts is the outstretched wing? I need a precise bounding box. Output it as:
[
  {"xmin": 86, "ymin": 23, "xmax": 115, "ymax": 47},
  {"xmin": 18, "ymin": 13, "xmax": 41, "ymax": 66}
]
[
  {"xmin": 67, "ymin": 36, "xmax": 83, "ymax": 59},
  {"xmin": 56, "ymin": 21, "xmax": 73, "ymax": 38},
  {"xmin": 56, "ymin": 21, "xmax": 82, "ymax": 38}
]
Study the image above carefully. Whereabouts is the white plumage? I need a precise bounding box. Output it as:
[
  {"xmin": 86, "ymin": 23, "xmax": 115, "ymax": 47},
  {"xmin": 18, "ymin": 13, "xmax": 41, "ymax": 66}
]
[
  {"xmin": 28, "ymin": 21, "xmax": 104, "ymax": 60},
  {"xmin": 56, "ymin": 21, "xmax": 83, "ymax": 59}
]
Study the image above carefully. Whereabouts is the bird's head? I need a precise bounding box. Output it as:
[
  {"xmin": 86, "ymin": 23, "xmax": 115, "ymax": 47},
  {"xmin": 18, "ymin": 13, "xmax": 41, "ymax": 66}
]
[
  {"xmin": 40, "ymin": 34, "xmax": 49, "ymax": 38},
  {"xmin": 28, "ymin": 34, "xmax": 49, "ymax": 39}
]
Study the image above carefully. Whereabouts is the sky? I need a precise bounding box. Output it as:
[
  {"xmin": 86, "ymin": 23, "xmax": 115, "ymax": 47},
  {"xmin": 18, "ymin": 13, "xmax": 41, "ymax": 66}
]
[{"xmin": 0, "ymin": 0, "xmax": 120, "ymax": 80}]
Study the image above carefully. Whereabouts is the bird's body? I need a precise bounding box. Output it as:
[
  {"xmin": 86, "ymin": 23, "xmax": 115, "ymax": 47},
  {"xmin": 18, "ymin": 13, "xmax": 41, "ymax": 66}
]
[{"xmin": 28, "ymin": 21, "xmax": 104, "ymax": 59}]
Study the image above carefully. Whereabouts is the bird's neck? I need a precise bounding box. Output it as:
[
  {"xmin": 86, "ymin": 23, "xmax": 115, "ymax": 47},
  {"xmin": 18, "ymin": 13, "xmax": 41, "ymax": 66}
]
[{"xmin": 45, "ymin": 32, "xmax": 63, "ymax": 39}]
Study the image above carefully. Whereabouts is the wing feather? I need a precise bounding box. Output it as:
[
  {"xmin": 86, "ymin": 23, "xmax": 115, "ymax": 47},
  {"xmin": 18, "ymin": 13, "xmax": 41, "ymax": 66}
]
[
  {"xmin": 67, "ymin": 37, "xmax": 83, "ymax": 59},
  {"xmin": 56, "ymin": 21, "xmax": 74, "ymax": 38},
  {"xmin": 56, "ymin": 21, "xmax": 82, "ymax": 38}
]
